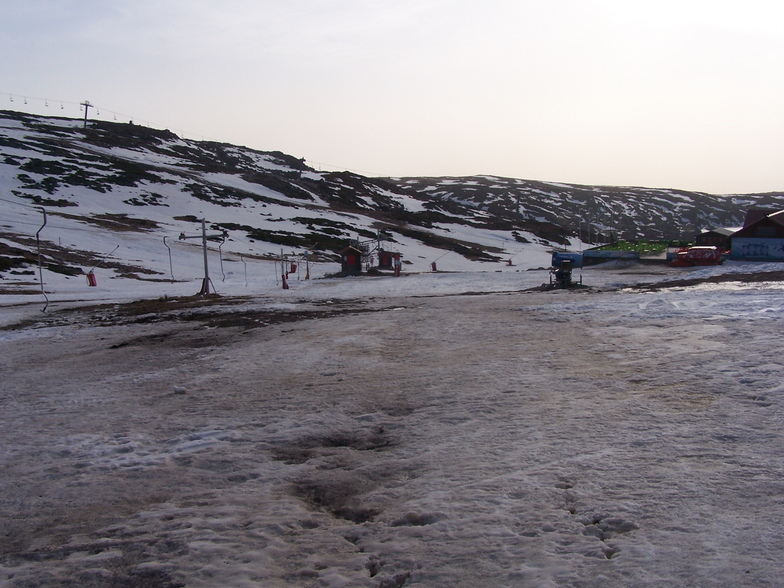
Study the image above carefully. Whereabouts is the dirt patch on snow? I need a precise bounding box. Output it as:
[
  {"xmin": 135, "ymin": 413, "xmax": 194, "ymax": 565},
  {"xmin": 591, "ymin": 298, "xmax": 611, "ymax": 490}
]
[
  {"xmin": 631, "ymin": 269, "xmax": 784, "ymax": 291},
  {"xmin": 1, "ymin": 294, "xmax": 386, "ymax": 334}
]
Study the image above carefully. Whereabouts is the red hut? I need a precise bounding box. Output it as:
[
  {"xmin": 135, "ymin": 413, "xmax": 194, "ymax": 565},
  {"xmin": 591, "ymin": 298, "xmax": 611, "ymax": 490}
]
[
  {"xmin": 378, "ymin": 250, "xmax": 393, "ymax": 269},
  {"xmin": 340, "ymin": 246, "xmax": 363, "ymax": 275}
]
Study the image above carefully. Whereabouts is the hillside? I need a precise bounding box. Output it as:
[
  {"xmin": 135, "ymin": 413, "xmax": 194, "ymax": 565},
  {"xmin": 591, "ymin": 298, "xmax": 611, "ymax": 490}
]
[
  {"xmin": 2, "ymin": 108, "xmax": 783, "ymax": 298},
  {"xmin": 392, "ymin": 176, "xmax": 784, "ymax": 242},
  {"xmin": 0, "ymin": 110, "xmax": 567, "ymax": 295}
]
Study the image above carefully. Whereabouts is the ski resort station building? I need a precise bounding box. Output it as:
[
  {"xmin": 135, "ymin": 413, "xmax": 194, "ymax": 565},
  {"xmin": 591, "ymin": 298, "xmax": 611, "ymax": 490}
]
[
  {"xmin": 694, "ymin": 209, "xmax": 784, "ymax": 262},
  {"xmin": 729, "ymin": 209, "xmax": 784, "ymax": 261},
  {"xmin": 695, "ymin": 227, "xmax": 739, "ymax": 250}
]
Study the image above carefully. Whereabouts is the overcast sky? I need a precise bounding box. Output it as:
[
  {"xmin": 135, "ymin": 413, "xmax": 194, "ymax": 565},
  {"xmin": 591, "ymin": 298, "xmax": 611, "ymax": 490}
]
[{"xmin": 3, "ymin": 0, "xmax": 784, "ymax": 194}]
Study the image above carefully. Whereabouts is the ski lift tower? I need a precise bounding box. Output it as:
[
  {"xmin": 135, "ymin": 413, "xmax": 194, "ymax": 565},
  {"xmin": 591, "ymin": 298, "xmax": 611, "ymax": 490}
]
[{"xmin": 179, "ymin": 219, "xmax": 227, "ymax": 296}]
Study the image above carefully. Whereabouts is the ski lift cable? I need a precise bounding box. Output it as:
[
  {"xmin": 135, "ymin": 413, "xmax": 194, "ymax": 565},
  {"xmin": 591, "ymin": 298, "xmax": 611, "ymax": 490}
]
[
  {"xmin": 0, "ymin": 92, "xmax": 219, "ymax": 141},
  {"xmin": 1, "ymin": 93, "xmax": 82, "ymax": 110},
  {"xmin": 0, "ymin": 196, "xmax": 46, "ymax": 210},
  {"xmin": 0, "ymin": 201, "xmax": 167, "ymax": 233},
  {"xmin": 0, "ymin": 219, "xmax": 51, "ymax": 229},
  {"xmin": 2, "ymin": 96, "xmax": 372, "ymax": 174}
]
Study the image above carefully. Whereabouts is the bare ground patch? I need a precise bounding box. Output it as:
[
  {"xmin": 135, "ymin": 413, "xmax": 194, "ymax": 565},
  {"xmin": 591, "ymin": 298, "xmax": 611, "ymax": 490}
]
[
  {"xmin": 1, "ymin": 293, "xmax": 391, "ymax": 335},
  {"xmin": 630, "ymin": 269, "xmax": 784, "ymax": 291}
]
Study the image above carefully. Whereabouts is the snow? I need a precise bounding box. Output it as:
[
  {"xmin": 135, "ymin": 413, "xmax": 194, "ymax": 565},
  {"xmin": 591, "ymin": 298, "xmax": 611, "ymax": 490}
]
[
  {"xmin": 2, "ymin": 264, "xmax": 784, "ymax": 586},
  {"xmin": 4, "ymin": 112, "xmax": 784, "ymax": 586},
  {"xmin": 0, "ymin": 113, "xmax": 567, "ymax": 302}
]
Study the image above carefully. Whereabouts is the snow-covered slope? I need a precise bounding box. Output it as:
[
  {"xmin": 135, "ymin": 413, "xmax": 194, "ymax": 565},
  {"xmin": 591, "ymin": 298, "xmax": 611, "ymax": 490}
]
[
  {"xmin": 3, "ymin": 108, "xmax": 784, "ymax": 305},
  {"xmin": 394, "ymin": 175, "xmax": 784, "ymax": 242},
  {"xmin": 1, "ymin": 110, "xmax": 561, "ymax": 301}
]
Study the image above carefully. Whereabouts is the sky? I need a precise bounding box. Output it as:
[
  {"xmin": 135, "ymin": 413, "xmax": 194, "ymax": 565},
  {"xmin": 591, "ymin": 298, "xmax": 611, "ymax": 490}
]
[{"xmin": 2, "ymin": 0, "xmax": 784, "ymax": 194}]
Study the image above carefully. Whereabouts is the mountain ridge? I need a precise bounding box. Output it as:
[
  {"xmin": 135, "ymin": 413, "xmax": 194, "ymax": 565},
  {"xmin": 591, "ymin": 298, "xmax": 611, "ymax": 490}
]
[{"xmin": 389, "ymin": 174, "xmax": 784, "ymax": 242}]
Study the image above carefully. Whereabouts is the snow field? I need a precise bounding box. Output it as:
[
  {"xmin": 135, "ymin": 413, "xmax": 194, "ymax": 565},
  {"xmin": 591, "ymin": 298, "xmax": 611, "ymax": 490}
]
[{"xmin": 1, "ymin": 275, "xmax": 784, "ymax": 586}]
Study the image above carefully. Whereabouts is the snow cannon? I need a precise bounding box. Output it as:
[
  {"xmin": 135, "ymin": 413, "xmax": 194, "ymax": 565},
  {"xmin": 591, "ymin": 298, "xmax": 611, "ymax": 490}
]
[
  {"xmin": 547, "ymin": 255, "xmax": 583, "ymax": 289},
  {"xmin": 551, "ymin": 251, "xmax": 583, "ymax": 269},
  {"xmin": 552, "ymin": 259, "xmax": 573, "ymax": 288}
]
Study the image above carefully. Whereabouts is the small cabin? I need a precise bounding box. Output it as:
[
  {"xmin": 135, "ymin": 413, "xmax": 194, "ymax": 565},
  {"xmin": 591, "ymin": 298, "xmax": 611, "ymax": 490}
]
[
  {"xmin": 378, "ymin": 250, "xmax": 392, "ymax": 269},
  {"xmin": 340, "ymin": 246, "xmax": 363, "ymax": 275}
]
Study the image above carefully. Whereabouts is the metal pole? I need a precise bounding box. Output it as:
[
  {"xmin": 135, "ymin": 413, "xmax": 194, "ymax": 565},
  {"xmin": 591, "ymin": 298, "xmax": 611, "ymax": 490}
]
[
  {"xmin": 179, "ymin": 221, "xmax": 224, "ymax": 295},
  {"xmin": 163, "ymin": 236, "xmax": 174, "ymax": 281},
  {"xmin": 240, "ymin": 254, "xmax": 248, "ymax": 286},
  {"xmin": 35, "ymin": 207, "xmax": 49, "ymax": 312},
  {"xmin": 80, "ymin": 100, "xmax": 92, "ymax": 128},
  {"xmin": 218, "ymin": 235, "xmax": 226, "ymax": 281},
  {"xmin": 281, "ymin": 249, "xmax": 289, "ymax": 289},
  {"xmin": 201, "ymin": 218, "xmax": 210, "ymax": 295}
]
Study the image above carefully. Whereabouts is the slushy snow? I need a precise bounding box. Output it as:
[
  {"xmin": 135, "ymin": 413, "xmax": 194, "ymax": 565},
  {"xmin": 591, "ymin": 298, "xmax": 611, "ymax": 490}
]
[{"xmin": 2, "ymin": 265, "xmax": 783, "ymax": 587}]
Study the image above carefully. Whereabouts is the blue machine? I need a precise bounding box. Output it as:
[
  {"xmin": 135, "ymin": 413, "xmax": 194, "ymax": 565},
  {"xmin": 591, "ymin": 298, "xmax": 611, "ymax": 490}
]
[{"xmin": 551, "ymin": 251, "xmax": 583, "ymax": 268}]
